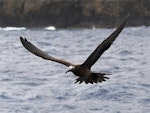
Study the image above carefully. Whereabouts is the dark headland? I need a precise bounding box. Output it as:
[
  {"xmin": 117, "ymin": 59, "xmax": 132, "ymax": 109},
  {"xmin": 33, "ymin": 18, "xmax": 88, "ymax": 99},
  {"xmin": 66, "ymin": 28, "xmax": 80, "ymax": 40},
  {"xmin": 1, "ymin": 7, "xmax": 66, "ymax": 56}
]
[{"xmin": 0, "ymin": 0, "xmax": 150, "ymax": 28}]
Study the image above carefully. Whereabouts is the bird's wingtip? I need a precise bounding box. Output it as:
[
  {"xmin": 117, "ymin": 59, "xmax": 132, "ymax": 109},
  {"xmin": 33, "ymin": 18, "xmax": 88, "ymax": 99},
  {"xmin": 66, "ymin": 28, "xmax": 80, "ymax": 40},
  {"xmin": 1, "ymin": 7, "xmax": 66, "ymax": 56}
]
[
  {"xmin": 20, "ymin": 36, "xmax": 28, "ymax": 42},
  {"xmin": 20, "ymin": 36, "xmax": 24, "ymax": 41},
  {"xmin": 20, "ymin": 36, "xmax": 23, "ymax": 39}
]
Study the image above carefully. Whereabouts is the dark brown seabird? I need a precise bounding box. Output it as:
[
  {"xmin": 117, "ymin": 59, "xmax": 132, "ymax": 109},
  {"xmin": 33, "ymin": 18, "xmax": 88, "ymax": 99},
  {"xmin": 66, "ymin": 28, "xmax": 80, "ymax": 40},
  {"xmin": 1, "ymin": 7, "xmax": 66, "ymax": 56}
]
[{"xmin": 20, "ymin": 17, "xmax": 127, "ymax": 84}]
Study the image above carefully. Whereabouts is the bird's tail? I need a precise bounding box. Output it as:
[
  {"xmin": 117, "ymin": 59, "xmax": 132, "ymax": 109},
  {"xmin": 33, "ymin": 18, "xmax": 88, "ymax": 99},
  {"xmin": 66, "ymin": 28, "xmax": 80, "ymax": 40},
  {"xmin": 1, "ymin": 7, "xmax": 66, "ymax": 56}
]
[
  {"xmin": 75, "ymin": 73, "xmax": 110, "ymax": 84},
  {"xmin": 91, "ymin": 73, "xmax": 110, "ymax": 83}
]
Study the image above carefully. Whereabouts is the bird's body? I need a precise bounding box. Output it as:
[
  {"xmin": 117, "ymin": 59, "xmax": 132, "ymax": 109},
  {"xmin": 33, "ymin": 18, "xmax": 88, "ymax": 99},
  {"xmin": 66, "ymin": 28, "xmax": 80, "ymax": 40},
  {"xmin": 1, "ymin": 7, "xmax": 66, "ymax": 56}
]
[
  {"xmin": 20, "ymin": 16, "xmax": 127, "ymax": 84},
  {"xmin": 70, "ymin": 65, "xmax": 91, "ymax": 78}
]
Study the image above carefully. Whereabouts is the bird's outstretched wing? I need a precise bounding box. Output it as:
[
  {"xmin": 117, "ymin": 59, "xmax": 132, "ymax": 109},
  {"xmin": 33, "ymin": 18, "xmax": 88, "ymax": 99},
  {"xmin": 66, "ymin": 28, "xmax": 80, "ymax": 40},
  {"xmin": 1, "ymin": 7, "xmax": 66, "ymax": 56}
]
[
  {"xmin": 82, "ymin": 17, "xmax": 127, "ymax": 69},
  {"xmin": 20, "ymin": 37, "xmax": 73, "ymax": 67}
]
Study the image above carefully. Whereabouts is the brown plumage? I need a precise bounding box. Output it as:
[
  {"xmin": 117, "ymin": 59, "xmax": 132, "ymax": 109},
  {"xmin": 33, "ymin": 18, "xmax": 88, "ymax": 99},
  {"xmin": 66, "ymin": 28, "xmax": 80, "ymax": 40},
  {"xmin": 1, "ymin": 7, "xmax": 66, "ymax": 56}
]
[{"xmin": 20, "ymin": 17, "xmax": 127, "ymax": 84}]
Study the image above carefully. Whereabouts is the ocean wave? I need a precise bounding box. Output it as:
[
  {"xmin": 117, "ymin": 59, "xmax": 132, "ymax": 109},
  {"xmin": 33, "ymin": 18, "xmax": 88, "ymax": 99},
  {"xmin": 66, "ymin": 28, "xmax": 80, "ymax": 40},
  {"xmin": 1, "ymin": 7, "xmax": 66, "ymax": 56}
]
[
  {"xmin": 0, "ymin": 27, "xmax": 26, "ymax": 31},
  {"xmin": 44, "ymin": 26, "xmax": 56, "ymax": 30}
]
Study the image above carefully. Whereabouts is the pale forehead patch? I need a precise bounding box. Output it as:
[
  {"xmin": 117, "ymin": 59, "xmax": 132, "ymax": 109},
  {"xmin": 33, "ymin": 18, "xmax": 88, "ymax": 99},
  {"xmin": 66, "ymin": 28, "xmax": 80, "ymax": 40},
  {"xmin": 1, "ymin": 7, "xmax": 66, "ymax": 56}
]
[{"xmin": 68, "ymin": 65, "xmax": 75, "ymax": 70}]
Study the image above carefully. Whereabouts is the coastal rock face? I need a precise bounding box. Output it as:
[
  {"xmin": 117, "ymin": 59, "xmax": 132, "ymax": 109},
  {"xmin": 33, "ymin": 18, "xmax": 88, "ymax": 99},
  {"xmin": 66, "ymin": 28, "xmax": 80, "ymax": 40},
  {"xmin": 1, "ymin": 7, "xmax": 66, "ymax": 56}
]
[{"xmin": 0, "ymin": 0, "xmax": 150, "ymax": 28}]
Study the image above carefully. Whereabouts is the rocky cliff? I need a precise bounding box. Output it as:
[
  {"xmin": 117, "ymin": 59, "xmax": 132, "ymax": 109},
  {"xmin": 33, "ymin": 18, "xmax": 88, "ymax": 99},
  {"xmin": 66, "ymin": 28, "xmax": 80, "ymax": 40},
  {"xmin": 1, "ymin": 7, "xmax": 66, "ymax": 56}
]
[{"xmin": 0, "ymin": 0, "xmax": 150, "ymax": 28}]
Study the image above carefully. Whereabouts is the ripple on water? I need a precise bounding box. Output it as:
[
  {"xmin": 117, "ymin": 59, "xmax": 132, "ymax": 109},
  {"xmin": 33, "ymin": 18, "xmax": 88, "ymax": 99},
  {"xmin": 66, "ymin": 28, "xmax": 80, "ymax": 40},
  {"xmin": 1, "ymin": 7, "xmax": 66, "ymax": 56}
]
[
  {"xmin": 119, "ymin": 50, "xmax": 133, "ymax": 55},
  {"xmin": 0, "ymin": 27, "xmax": 150, "ymax": 113}
]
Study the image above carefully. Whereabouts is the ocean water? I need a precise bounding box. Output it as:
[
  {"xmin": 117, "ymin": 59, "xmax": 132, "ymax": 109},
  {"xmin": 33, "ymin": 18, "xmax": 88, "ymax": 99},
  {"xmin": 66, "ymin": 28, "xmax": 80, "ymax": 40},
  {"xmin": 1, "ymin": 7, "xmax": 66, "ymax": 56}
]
[{"xmin": 0, "ymin": 26, "xmax": 150, "ymax": 113}]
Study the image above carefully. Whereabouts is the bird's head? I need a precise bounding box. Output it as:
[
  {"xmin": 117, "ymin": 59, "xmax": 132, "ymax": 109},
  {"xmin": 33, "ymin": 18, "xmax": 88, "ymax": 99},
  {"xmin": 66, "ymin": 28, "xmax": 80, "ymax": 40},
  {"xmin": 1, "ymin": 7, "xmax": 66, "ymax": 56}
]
[{"xmin": 66, "ymin": 65, "xmax": 75, "ymax": 73}]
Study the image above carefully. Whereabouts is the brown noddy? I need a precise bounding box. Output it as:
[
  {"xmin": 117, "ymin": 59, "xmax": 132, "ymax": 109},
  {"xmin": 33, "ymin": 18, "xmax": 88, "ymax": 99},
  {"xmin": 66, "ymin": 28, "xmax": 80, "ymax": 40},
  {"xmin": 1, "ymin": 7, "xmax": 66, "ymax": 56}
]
[{"xmin": 20, "ymin": 17, "xmax": 127, "ymax": 84}]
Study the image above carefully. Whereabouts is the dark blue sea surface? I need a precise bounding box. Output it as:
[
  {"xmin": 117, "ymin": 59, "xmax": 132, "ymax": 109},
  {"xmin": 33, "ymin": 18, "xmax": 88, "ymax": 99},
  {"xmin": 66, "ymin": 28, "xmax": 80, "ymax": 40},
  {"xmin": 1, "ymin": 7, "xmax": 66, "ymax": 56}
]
[{"xmin": 0, "ymin": 26, "xmax": 150, "ymax": 113}]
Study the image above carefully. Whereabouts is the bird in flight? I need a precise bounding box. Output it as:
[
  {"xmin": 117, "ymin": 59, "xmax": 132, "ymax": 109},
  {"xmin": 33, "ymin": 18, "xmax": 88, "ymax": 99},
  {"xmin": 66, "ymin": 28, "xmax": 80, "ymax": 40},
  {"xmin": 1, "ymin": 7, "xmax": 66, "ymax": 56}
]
[{"xmin": 20, "ymin": 17, "xmax": 127, "ymax": 84}]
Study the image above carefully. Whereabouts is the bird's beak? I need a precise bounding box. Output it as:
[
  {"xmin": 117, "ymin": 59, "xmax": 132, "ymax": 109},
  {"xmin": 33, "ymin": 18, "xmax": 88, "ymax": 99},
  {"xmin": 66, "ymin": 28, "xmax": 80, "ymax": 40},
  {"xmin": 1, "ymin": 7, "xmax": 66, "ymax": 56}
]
[{"xmin": 65, "ymin": 70, "xmax": 70, "ymax": 74}]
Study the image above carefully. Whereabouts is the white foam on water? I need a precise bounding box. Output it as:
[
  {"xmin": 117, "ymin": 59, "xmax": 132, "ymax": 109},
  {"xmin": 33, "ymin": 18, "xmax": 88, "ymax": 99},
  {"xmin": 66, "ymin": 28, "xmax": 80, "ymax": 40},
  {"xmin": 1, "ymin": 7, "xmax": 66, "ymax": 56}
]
[
  {"xmin": 0, "ymin": 27, "xmax": 26, "ymax": 31},
  {"xmin": 44, "ymin": 26, "xmax": 56, "ymax": 30}
]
